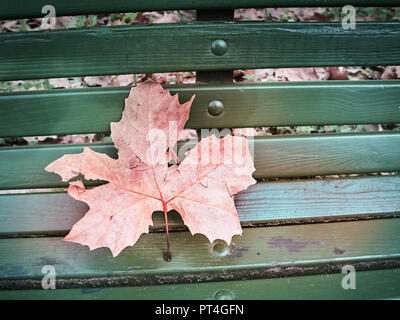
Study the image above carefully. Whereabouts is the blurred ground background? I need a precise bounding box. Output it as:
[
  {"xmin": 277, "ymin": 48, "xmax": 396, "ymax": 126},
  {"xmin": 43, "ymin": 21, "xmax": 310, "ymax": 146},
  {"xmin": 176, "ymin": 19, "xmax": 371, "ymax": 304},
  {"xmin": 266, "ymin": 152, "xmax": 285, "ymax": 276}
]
[{"xmin": 0, "ymin": 7, "xmax": 399, "ymax": 148}]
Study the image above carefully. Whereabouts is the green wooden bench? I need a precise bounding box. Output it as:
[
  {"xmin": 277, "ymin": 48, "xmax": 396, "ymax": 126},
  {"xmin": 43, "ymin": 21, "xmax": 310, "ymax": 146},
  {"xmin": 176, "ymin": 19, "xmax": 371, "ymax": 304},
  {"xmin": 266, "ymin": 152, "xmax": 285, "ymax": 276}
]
[{"xmin": 1, "ymin": 1, "xmax": 400, "ymax": 300}]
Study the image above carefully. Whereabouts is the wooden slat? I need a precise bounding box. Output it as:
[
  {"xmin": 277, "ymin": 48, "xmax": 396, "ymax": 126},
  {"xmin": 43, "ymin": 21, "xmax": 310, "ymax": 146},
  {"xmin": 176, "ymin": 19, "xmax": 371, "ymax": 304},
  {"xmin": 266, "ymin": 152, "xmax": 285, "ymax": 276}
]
[
  {"xmin": 1, "ymin": 133, "xmax": 399, "ymax": 189},
  {"xmin": 3, "ymin": 1, "xmax": 400, "ymax": 19},
  {"xmin": 2, "ymin": 81, "xmax": 400, "ymax": 137},
  {"xmin": 253, "ymin": 132, "xmax": 400, "ymax": 178},
  {"xmin": 1, "ymin": 268, "xmax": 399, "ymax": 300},
  {"xmin": 0, "ymin": 176, "xmax": 399, "ymax": 235},
  {"xmin": 0, "ymin": 219, "xmax": 399, "ymax": 289},
  {"xmin": 1, "ymin": 22, "xmax": 400, "ymax": 81}
]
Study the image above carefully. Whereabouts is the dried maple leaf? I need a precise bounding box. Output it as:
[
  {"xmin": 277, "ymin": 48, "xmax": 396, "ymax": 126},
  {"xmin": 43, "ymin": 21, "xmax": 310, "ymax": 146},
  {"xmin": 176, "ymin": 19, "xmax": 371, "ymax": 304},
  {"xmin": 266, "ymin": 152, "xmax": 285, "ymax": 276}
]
[{"xmin": 45, "ymin": 82, "xmax": 256, "ymax": 258}]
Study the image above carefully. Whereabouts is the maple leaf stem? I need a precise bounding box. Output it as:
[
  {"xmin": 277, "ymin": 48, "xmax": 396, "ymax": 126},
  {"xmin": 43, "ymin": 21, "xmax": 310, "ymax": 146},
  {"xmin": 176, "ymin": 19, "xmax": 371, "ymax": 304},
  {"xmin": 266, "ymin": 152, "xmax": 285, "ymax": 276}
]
[{"xmin": 162, "ymin": 201, "xmax": 172, "ymax": 262}]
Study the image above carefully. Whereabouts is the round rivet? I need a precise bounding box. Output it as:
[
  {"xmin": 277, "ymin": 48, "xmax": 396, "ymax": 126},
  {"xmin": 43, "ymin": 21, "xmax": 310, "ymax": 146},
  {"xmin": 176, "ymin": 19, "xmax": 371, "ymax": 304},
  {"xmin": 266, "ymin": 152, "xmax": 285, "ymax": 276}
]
[
  {"xmin": 211, "ymin": 39, "xmax": 228, "ymax": 56},
  {"xmin": 212, "ymin": 242, "xmax": 229, "ymax": 256},
  {"xmin": 208, "ymin": 100, "xmax": 224, "ymax": 116},
  {"xmin": 214, "ymin": 289, "xmax": 234, "ymax": 300}
]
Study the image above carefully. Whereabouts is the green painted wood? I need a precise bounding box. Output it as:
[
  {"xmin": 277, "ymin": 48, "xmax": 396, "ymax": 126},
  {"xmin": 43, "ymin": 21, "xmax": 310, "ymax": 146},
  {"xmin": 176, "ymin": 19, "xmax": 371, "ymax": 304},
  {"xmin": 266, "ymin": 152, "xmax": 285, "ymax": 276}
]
[
  {"xmin": 1, "ymin": 133, "xmax": 399, "ymax": 189},
  {"xmin": 0, "ymin": 143, "xmax": 114, "ymax": 190},
  {"xmin": 0, "ymin": 219, "xmax": 399, "ymax": 288},
  {"xmin": 2, "ymin": 81, "xmax": 400, "ymax": 137},
  {"xmin": 1, "ymin": 22, "xmax": 400, "ymax": 81},
  {"xmin": 3, "ymin": 1, "xmax": 400, "ymax": 19},
  {"xmin": 1, "ymin": 268, "xmax": 399, "ymax": 300},
  {"xmin": 253, "ymin": 132, "xmax": 400, "ymax": 178},
  {"xmin": 0, "ymin": 176, "xmax": 399, "ymax": 235}
]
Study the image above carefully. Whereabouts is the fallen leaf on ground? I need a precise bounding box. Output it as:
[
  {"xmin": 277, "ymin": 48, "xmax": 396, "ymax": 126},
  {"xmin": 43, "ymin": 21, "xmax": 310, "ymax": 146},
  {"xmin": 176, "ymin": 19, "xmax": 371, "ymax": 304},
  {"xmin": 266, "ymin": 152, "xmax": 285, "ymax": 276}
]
[
  {"xmin": 111, "ymin": 75, "xmax": 134, "ymax": 87},
  {"xmin": 143, "ymin": 11, "xmax": 180, "ymax": 23},
  {"xmin": 46, "ymin": 82, "xmax": 256, "ymax": 257},
  {"xmin": 235, "ymin": 8, "xmax": 266, "ymax": 21},
  {"xmin": 274, "ymin": 67, "xmax": 329, "ymax": 81},
  {"xmin": 60, "ymin": 134, "xmax": 96, "ymax": 144},
  {"xmin": 49, "ymin": 78, "xmax": 71, "ymax": 89},
  {"xmin": 328, "ymin": 67, "xmax": 349, "ymax": 80},
  {"xmin": 84, "ymin": 76, "xmax": 112, "ymax": 87},
  {"xmin": 232, "ymin": 128, "xmax": 257, "ymax": 136},
  {"xmin": 24, "ymin": 136, "xmax": 57, "ymax": 143},
  {"xmin": 381, "ymin": 66, "xmax": 400, "ymax": 80}
]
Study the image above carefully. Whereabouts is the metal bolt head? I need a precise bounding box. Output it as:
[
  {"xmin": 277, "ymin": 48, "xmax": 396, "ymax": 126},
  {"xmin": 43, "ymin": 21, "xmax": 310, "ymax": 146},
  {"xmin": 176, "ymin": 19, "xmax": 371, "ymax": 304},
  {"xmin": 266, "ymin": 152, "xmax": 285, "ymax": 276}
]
[
  {"xmin": 208, "ymin": 100, "xmax": 224, "ymax": 116},
  {"xmin": 212, "ymin": 242, "xmax": 229, "ymax": 256},
  {"xmin": 214, "ymin": 289, "xmax": 234, "ymax": 300},
  {"xmin": 211, "ymin": 39, "xmax": 228, "ymax": 56}
]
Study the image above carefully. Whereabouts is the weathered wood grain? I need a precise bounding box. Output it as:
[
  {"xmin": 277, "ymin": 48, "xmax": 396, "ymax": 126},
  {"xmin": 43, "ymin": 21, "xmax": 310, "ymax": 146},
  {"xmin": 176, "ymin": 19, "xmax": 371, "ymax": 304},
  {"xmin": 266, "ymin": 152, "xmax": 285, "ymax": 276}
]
[
  {"xmin": 1, "ymin": 133, "xmax": 399, "ymax": 189},
  {"xmin": 0, "ymin": 176, "xmax": 399, "ymax": 235},
  {"xmin": 1, "ymin": 268, "xmax": 399, "ymax": 300},
  {"xmin": 0, "ymin": 219, "xmax": 399, "ymax": 289},
  {"xmin": 253, "ymin": 133, "xmax": 400, "ymax": 178},
  {"xmin": 1, "ymin": 22, "xmax": 400, "ymax": 80},
  {"xmin": 1, "ymin": 81, "xmax": 400, "ymax": 137}
]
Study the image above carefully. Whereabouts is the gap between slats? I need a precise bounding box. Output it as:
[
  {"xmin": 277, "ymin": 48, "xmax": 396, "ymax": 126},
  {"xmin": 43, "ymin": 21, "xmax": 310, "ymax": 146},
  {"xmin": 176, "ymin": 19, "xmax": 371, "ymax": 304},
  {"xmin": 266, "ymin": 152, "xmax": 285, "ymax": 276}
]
[{"xmin": 2, "ymin": 1, "xmax": 400, "ymax": 20}]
